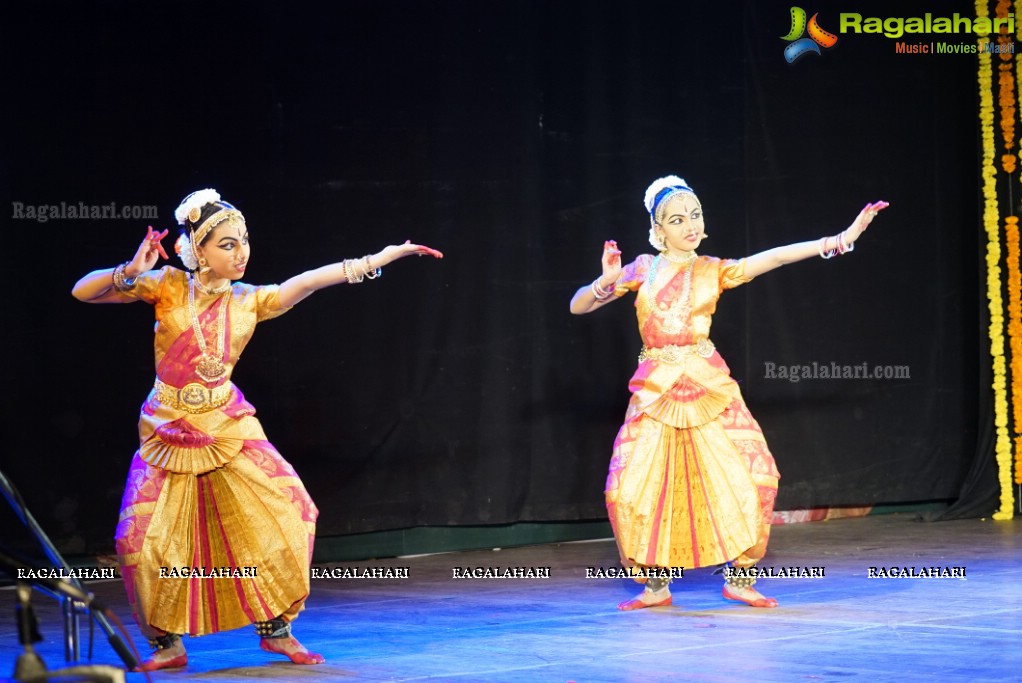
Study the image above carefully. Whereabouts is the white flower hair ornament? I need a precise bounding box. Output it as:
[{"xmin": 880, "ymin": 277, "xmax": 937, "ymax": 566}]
[
  {"xmin": 174, "ymin": 233, "xmax": 199, "ymax": 270},
  {"xmin": 173, "ymin": 189, "xmax": 221, "ymax": 270},
  {"xmin": 174, "ymin": 188, "xmax": 221, "ymax": 226},
  {"xmin": 643, "ymin": 175, "xmax": 692, "ymax": 217}
]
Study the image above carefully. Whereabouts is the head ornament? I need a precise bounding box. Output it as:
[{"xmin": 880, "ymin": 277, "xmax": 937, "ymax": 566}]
[
  {"xmin": 644, "ymin": 175, "xmax": 698, "ymax": 251},
  {"xmin": 173, "ymin": 189, "xmax": 245, "ymax": 270}
]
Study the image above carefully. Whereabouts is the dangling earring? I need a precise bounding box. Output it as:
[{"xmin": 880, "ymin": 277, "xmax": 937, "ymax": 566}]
[
  {"xmin": 702, "ymin": 233, "xmax": 709, "ymax": 239},
  {"xmin": 657, "ymin": 231, "xmax": 667, "ymax": 251}
]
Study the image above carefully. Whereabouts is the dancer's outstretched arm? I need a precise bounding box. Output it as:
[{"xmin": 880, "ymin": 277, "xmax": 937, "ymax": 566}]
[
  {"xmin": 72, "ymin": 226, "xmax": 170, "ymax": 303},
  {"xmin": 279, "ymin": 241, "xmax": 443, "ymax": 308},
  {"xmin": 743, "ymin": 201, "xmax": 888, "ymax": 279}
]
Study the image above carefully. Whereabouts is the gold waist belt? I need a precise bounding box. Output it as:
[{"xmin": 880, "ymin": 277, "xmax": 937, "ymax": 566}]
[
  {"xmin": 154, "ymin": 379, "xmax": 234, "ymax": 414},
  {"xmin": 638, "ymin": 339, "xmax": 715, "ymax": 363}
]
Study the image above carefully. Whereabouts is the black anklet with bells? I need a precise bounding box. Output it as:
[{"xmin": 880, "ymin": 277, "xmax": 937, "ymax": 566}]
[
  {"xmin": 147, "ymin": 633, "xmax": 181, "ymax": 650},
  {"xmin": 645, "ymin": 574, "xmax": 671, "ymax": 593},
  {"xmin": 254, "ymin": 617, "xmax": 290, "ymax": 639},
  {"xmin": 725, "ymin": 565, "xmax": 757, "ymax": 590}
]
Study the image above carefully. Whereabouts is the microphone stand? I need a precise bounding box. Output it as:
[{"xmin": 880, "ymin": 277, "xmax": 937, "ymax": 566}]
[{"xmin": 0, "ymin": 468, "xmax": 138, "ymax": 671}]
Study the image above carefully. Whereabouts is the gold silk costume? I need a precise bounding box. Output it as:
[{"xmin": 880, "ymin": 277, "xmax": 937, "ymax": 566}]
[
  {"xmin": 605, "ymin": 254, "xmax": 780, "ymax": 572},
  {"xmin": 113, "ymin": 266, "xmax": 318, "ymax": 637}
]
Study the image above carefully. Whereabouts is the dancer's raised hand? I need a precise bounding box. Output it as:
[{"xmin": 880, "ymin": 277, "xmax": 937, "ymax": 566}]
[
  {"xmin": 127, "ymin": 225, "xmax": 170, "ymax": 276},
  {"xmin": 843, "ymin": 201, "xmax": 889, "ymax": 246},
  {"xmin": 601, "ymin": 239, "xmax": 622, "ymax": 284}
]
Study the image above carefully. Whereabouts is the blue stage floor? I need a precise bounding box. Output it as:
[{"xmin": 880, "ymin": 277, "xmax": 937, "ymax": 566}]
[{"xmin": 2, "ymin": 513, "xmax": 1020, "ymax": 682}]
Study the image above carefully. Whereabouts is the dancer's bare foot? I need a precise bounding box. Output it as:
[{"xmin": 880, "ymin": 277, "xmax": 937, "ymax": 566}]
[
  {"xmin": 135, "ymin": 638, "xmax": 187, "ymax": 671},
  {"xmin": 617, "ymin": 586, "xmax": 673, "ymax": 611},
  {"xmin": 260, "ymin": 635, "xmax": 325, "ymax": 664},
  {"xmin": 722, "ymin": 584, "xmax": 778, "ymax": 608}
]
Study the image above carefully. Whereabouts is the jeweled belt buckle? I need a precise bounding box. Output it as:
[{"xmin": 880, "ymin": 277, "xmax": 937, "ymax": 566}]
[
  {"xmin": 658, "ymin": 346, "xmax": 686, "ymax": 363},
  {"xmin": 178, "ymin": 383, "xmax": 211, "ymax": 410}
]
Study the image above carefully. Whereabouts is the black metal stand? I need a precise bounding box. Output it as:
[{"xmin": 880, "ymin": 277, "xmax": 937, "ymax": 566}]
[
  {"xmin": 9, "ymin": 582, "xmax": 125, "ymax": 682},
  {"xmin": 13, "ymin": 582, "xmax": 46, "ymax": 681},
  {"xmin": 0, "ymin": 468, "xmax": 138, "ymax": 674}
]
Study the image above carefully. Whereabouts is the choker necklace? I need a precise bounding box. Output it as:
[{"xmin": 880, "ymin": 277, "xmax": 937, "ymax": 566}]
[
  {"xmin": 194, "ymin": 274, "xmax": 232, "ymax": 296},
  {"xmin": 661, "ymin": 250, "xmax": 697, "ymax": 265},
  {"xmin": 188, "ymin": 274, "xmax": 231, "ymax": 382}
]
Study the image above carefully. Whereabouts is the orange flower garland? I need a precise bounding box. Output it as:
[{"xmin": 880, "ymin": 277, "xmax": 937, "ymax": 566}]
[
  {"xmin": 1014, "ymin": 1, "xmax": 1022, "ymax": 486},
  {"xmin": 1000, "ymin": 58, "xmax": 1016, "ymax": 172},
  {"xmin": 1008, "ymin": 217, "xmax": 1022, "ymax": 483},
  {"xmin": 999, "ymin": 0, "xmax": 1017, "ymax": 173}
]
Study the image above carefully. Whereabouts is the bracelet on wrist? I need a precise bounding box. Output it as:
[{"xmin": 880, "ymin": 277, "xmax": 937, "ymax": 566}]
[
  {"xmin": 817, "ymin": 237, "xmax": 837, "ymax": 260},
  {"xmin": 837, "ymin": 231, "xmax": 854, "ymax": 255},
  {"xmin": 343, "ymin": 256, "xmax": 382, "ymax": 284},
  {"xmin": 112, "ymin": 262, "xmax": 138, "ymax": 291},
  {"xmin": 591, "ymin": 278, "xmax": 615, "ymax": 301},
  {"xmin": 362, "ymin": 255, "xmax": 382, "ymax": 280},
  {"xmin": 342, "ymin": 259, "xmax": 363, "ymax": 283}
]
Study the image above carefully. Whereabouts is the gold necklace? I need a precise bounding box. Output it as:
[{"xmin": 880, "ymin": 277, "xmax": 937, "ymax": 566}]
[
  {"xmin": 188, "ymin": 274, "xmax": 231, "ymax": 382},
  {"xmin": 194, "ymin": 274, "xmax": 232, "ymax": 296},
  {"xmin": 646, "ymin": 253, "xmax": 696, "ymax": 336},
  {"xmin": 661, "ymin": 250, "xmax": 697, "ymax": 265}
]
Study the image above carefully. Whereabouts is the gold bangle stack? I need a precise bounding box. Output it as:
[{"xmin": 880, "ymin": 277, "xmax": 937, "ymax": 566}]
[
  {"xmin": 342, "ymin": 259, "xmax": 363, "ymax": 283},
  {"xmin": 343, "ymin": 256, "xmax": 382, "ymax": 283},
  {"xmin": 112, "ymin": 262, "xmax": 138, "ymax": 291}
]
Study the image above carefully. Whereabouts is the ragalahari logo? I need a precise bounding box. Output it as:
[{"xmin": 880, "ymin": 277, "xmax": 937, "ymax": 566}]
[{"xmin": 781, "ymin": 7, "xmax": 838, "ymax": 63}]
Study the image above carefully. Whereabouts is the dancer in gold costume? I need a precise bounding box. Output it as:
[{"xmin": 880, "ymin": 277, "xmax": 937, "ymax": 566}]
[
  {"xmin": 72, "ymin": 189, "xmax": 442, "ymax": 669},
  {"xmin": 570, "ymin": 176, "xmax": 886, "ymax": 610}
]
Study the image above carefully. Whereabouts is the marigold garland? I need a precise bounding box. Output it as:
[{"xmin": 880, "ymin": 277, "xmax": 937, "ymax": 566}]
[
  {"xmin": 978, "ymin": 0, "xmax": 1015, "ymax": 519},
  {"xmin": 1012, "ymin": 2, "xmax": 1022, "ymax": 486},
  {"xmin": 999, "ymin": 56, "xmax": 1017, "ymax": 173},
  {"xmin": 1017, "ymin": 435, "xmax": 1022, "ymax": 481},
  {"xmin": 1008, "ymin": 217, "xmax": 1022, "ymax": 483},
  {"xmin": 998, "ymin": 0, "xmax": 1017, "ymax": 173}
]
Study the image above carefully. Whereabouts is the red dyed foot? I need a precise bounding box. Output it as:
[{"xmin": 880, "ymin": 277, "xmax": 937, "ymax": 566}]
[
  {"xmin": 722, "ymin": 584, "xmax": 778, "ymax": 608},
  {"xmin": 260, "ymin": 635, "xmax": 325, "ymax": 664},
  {"xmin": 617, "ymin": 593, "xmax": 672, "ymax": 611},
  {"xmin": 135, "ymin": 652, "xmax": 187, "ymax": 671}
]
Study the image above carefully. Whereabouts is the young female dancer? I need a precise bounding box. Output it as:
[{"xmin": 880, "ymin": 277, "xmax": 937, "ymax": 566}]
[
  {"xmin": 570, "ymin": 176, "xmax": 886, "ymax": 610},
  {"xmin": 73, "ymin": 189, "xmax": 442, "ymax": 669}
]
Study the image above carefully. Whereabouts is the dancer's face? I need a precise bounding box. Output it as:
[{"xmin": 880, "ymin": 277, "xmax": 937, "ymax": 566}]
[
  {"xmin": 655, "ymin": 193, "xmax": 705, "ymax": 254},
  {"xmin": 197, "ymin": 221, "xmax": 250, "ymax": 280}
]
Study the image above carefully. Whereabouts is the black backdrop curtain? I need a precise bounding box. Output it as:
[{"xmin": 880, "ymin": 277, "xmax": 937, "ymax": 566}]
[{"xmin": 1, "ymin": 0, "xmax": 987, "ymax": 554}]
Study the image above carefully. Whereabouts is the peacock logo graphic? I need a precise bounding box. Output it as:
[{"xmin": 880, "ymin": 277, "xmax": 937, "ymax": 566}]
[{"xmin": 781, "ymin": 7, "xmax": 838, "ymax": 63}]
